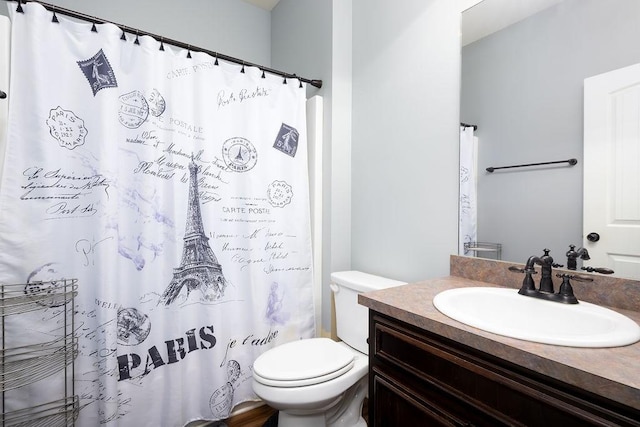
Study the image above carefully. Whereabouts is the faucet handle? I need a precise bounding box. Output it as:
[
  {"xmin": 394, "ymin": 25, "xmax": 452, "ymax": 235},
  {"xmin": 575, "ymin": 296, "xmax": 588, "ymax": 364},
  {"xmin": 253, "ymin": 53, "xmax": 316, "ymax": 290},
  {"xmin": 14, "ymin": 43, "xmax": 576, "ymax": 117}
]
[
  {"xmin": 508, "ymin": 265, "xmax": 537, "ymax": 274},
  {"xmin": 554, "ymin": 273, "xmax": 581, "ymax": 304},
  {"xmin": 557, "ymin": 273, "xmax": 593, "ymax": 282},
  {"xmin": 511, "ymin": 265, "xmax": 537, "ymax": 293},
  {"xmin": 581, "ymin": 266, "xmax": 615, "ymax": 275}
]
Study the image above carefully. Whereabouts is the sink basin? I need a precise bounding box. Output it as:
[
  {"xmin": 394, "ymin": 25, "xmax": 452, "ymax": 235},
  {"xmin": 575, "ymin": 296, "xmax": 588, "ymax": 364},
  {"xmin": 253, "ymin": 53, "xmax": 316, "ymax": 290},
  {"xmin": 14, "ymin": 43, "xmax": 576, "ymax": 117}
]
[{"xmin": 433, "ymin": 287, "xmax": 640, "ymax": 347}]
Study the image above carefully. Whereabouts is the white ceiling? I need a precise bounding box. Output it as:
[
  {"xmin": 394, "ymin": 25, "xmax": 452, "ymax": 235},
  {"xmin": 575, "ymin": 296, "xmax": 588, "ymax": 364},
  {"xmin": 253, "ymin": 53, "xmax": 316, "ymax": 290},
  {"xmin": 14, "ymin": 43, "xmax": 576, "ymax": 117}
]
[
  {"xmin": 241, "ymin": 0, "xmax": 564, "ymax": 47},
  {"xmin": 462, "ymin": 0, "xmax": 565, "ymax": 46},
  {"xmin": 242, "ymin": 0, "xmax": 280, "ymax": 11}
]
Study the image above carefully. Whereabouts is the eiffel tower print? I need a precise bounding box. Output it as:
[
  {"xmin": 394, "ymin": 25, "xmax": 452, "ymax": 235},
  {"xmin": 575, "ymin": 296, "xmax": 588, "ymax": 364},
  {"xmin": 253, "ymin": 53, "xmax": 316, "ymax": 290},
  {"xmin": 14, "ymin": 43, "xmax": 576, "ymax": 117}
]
[{"xmin": 160, "ymin": 159, "xmax": 226, "ymax": 305}]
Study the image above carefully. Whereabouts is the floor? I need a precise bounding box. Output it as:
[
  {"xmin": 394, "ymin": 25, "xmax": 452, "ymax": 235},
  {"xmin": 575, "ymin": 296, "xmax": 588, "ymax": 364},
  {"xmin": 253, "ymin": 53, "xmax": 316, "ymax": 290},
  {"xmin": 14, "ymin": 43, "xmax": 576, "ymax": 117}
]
[
  {"xmin": 220, "ymin": 399, "xmax": 369, "ymax": 426},
  {"xmin": 222, "ymin": 404, "xmax": 276, "ymax": 427}
]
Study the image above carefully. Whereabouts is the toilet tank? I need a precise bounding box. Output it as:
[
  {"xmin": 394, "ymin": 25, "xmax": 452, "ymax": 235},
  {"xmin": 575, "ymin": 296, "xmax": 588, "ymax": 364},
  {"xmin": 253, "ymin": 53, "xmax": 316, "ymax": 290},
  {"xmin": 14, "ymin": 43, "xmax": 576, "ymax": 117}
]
[{"xmin": 330, "ymin": 271, "xmax": 406, "ymax": 355}]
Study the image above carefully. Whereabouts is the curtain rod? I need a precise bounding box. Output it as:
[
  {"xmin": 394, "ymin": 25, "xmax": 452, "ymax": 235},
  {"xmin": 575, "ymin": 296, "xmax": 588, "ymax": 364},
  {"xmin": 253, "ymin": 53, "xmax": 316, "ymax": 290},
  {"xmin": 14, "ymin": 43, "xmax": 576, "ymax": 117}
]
[
  {"xmin": 8, "ymin": 0, "xmax": 323, "ymax": 89},
  {"xmin": 460, "ymin": 122, "xmax": 477, "ymax": 131}
]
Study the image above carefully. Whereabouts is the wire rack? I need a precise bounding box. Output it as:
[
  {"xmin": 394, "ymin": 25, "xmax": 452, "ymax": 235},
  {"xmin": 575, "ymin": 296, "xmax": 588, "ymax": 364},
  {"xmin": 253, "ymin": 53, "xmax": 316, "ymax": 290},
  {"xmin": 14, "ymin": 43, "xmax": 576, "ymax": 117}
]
[
  {"xmin": 464, "ymin": 242, "xmax": 502, "ymax": 260},
  {"xmin": 1, "ymin": 279, "xmax": 79, "ymax": 427}
]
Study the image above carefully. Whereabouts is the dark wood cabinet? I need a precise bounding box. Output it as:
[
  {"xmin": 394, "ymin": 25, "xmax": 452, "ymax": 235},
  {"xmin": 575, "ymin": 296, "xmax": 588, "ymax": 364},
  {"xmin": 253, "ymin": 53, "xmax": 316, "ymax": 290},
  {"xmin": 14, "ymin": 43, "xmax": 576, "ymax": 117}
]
[{"xmin": 368, "ymin": 311, "xmax": 640, "ymax": 426}]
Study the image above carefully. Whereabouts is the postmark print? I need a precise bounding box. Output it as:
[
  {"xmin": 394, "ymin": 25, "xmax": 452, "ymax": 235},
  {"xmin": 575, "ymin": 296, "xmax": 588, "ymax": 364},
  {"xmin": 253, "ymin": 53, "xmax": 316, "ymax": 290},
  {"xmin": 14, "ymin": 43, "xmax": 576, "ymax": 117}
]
[
  {"xmin": 273, "ymin": 123, "xmax": 299, "ymax": 157},
  {"xmin": 25, "ymin": 263, "xmax": 74, "ymax": 308},
  {"xmin": 77, "ymin": 49, "xmax": 118, "ymax": 96},
  {"xmin": 118, "ymin": 90, "xmax": 149, "ymax": 129},
  {"xmin": 209, "ymin": 360, "xmax": 241, "ymax": 417},
  {"xmin": 117, "ymin": 307, "xmax": 151, "ymax": 346},
  {"xmin": 46, "ymin": 106, "xmax": 88, "ymax": 150},
  {"xmin": 147, "ymin": 88, "xmax": 166, "ymax": 117},
  {"xmin": 267, "ymin": 180, "xmax": 293, "ymax": 208},
  {"xmin": 222, "ymin": 137, "xmax": 257, "ymax": 172},
  {"xmin": 24, "ymin": 280, "xmax": 71, "ymax": 308}
]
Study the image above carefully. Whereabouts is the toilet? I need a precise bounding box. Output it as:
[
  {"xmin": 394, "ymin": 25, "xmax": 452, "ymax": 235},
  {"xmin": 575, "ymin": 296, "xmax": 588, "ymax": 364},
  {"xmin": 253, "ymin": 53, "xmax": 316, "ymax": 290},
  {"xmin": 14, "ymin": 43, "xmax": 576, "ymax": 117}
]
[{"xmin": 252, "ymin": 271, "xmax": 406, "ymax": 427}]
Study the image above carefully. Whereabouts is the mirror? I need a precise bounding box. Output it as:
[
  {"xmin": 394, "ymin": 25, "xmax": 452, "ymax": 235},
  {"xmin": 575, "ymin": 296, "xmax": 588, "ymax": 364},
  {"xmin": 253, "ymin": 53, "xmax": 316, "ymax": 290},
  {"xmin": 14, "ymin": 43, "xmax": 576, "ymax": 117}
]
[{"xmin": 460, "ymin": 0, "xmax": 640, "ymax": 279}]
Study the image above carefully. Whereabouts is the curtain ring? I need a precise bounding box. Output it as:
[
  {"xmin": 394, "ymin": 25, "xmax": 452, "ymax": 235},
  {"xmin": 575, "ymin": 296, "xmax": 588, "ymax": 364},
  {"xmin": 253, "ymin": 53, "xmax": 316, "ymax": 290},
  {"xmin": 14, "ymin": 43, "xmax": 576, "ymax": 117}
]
[{"xmin": 292, "ymin": 74, "xmax": 302, "ymax": 88}]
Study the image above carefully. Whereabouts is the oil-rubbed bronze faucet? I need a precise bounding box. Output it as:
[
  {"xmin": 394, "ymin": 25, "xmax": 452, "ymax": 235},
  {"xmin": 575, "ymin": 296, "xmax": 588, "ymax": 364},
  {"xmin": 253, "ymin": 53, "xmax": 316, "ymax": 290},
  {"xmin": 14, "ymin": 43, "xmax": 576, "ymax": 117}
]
[
  {"xmin": 566, "ymin": 244, "xmax": 616, "ymax": 274},
  {"xmin": 509, "ymin": 249, "xmax": 587, "ymax": 304},
  {"xmin": 566, "ymin": 244, "xmax": 590, "ymax": 270}
]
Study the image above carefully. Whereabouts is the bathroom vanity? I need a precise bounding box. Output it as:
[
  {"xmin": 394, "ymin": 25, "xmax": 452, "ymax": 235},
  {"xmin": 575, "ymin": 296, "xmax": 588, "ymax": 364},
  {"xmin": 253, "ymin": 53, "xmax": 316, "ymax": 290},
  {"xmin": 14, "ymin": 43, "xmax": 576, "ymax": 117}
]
[{"xmin": 359, "ymin": 257, "xmax": 640, "ymax": 426}]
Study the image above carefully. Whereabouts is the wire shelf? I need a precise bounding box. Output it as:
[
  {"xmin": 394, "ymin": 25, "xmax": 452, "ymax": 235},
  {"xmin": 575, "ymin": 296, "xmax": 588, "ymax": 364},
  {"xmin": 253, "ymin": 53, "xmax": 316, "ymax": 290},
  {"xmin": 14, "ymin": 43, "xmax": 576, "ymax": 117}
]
[
  {"xmin": 464, "ymin": 242, "xmax": 502, "ymax": 260},
  {"xmin": 2, "ymin": 279, "xmax": 78, "ymax": 426},
  {"xmin": 1, "ymin": 396, "xmax": 78, "ymax": 427}
]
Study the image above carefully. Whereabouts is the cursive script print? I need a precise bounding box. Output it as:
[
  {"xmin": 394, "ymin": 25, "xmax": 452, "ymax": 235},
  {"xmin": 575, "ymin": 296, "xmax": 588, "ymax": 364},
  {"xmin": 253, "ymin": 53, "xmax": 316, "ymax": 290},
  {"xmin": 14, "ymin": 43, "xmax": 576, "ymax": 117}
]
[
  {"xmin": 219, "ymin": 226, "xmax": 311, "ymax": 275},
  {"xmin": 216, "ymin": 86, "xmax": 270, "ymax": 109},
  {"xmin": 76, "ymin": 236, "xmax": 114, "ymax": 267},
  {"xmin": 21, "ymin": 166, "xmax": 110, "ymax": 219}
]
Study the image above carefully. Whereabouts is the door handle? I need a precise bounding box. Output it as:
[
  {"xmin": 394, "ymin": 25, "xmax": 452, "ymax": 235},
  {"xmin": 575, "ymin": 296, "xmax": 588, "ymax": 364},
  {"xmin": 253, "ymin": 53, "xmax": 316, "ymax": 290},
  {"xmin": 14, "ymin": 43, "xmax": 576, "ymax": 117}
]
[{"xmin": 587, "ymin": 232, "xmax": 600, "ymax": 242}]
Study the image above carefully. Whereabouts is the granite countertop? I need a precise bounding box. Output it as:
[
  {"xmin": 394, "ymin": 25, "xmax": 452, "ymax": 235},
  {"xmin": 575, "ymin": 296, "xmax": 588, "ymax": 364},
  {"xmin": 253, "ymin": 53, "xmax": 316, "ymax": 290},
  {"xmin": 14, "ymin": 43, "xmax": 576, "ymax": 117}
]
[{"xmin": 358, "ymin": 275, "xmax": 640, "ymax": 411}]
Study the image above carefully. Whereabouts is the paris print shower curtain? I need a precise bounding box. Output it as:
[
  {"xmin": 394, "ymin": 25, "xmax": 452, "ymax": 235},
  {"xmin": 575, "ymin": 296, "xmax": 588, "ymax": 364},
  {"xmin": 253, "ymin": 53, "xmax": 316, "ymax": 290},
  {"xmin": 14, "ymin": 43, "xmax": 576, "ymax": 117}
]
[
  {"xmin": 0, "ymin": 3, "xmax": 314, "ymax": 425},
  {"xmin": 459, "ymin": 125, "xmax": 478, "ymax": 255}
]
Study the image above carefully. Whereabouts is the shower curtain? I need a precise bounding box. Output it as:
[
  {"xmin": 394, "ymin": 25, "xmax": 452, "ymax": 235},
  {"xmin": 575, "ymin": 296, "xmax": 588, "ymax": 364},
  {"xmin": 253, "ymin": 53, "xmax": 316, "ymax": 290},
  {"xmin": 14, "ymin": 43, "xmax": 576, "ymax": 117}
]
[
  {"xmin": 459, "ymin": 125, "xmax": 478, "ymax": 255},
  {"xmin": 0, "ymin": 3, "xmax": 314, "ymax": 426}
]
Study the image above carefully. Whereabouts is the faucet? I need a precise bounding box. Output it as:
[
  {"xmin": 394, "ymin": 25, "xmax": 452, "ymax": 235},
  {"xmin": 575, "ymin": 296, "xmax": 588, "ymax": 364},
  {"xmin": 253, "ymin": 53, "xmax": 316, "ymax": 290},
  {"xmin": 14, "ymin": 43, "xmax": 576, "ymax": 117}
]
[
  {"xmin": 522, "ymin": 248, "xmax": 558, "ymax": 293},
  {"xmin": 509, "ymin": 249, "xmax": 582, "ymax": 304},
  {"xmin": 565, "ymin": 244, "xmax": 590, "ymax": 270},
  {"xmin": 566, "ymin": 244, "xmax": 616, "ymax": 274}
]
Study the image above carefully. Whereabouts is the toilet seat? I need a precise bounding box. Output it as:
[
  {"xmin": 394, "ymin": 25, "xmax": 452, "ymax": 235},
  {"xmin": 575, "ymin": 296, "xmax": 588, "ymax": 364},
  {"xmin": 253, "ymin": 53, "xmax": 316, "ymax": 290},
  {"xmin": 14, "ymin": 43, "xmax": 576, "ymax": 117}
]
[{"xmin": 253, "ymin": 338, "xmax": 355, "ymax": 388}]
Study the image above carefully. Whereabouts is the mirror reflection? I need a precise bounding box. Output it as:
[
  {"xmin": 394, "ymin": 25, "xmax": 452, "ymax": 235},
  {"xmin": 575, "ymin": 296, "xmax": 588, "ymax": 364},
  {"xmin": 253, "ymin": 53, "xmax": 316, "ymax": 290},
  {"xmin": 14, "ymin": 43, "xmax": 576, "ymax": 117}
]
[{"xmin": 460, "ymin": 0, "xmax": 640, "ymax": 279}]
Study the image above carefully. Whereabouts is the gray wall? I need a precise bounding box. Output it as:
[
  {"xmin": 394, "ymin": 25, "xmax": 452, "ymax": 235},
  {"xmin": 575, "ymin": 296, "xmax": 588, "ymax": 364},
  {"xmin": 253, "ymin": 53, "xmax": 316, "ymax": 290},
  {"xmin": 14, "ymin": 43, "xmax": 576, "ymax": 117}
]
[
  {"xmin": 0, "ymin": 0, "xmax": 271, "ymax": 65},
  {"xmin": 351, "ymin": 0, "xmax": 460, "ymax": 283},
  {"xmin": 461, "ymin": 0, "xmax": 640, "ymax": 264},
  {"xmin": 273, "ymin": 0, "xmax": 462, "ymax": 322}
]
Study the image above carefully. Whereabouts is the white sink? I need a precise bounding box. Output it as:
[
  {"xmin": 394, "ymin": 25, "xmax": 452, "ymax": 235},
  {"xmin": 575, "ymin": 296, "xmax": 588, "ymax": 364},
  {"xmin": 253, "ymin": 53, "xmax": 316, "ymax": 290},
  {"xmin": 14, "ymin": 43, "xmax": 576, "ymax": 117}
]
[{"xmin": 433, "ymin": 287, "xmax": 640, "ymax": 348}]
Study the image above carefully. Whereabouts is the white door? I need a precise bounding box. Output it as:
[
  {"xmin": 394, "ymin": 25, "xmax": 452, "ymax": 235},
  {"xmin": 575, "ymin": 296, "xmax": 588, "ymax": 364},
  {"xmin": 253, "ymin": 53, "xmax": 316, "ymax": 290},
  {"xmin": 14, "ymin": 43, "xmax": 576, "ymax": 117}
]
[{"xmin": 584, "ymin": 63, "xmax": 640, "ymax": 279}]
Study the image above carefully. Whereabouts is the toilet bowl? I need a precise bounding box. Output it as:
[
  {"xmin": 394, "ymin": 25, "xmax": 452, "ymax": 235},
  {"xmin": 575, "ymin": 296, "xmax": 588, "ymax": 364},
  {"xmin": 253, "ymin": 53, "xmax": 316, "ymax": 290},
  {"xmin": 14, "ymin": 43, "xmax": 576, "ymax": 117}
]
[{"xmin": 251, "ymin": 271, "xmax": 405, "ymax": 427}]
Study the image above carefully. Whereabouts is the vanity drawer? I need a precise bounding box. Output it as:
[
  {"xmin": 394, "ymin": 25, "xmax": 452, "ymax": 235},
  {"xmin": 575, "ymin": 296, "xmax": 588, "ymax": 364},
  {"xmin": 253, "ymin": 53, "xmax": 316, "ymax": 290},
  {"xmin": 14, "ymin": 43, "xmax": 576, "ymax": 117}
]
[
  {"xmin": 369, "ymin": 312, "xmax": 640, "ymax": 427},
  {"xmin": 371, "ymin": 362, "xmax": 512, "ymax": 427}
]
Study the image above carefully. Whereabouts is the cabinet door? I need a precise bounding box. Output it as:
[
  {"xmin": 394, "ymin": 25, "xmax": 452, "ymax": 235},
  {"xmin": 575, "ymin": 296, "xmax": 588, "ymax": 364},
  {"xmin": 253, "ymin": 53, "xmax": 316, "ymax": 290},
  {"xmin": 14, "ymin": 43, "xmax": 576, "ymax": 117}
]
[{"xmin": 372, "ymin": 375, "xmax": 457, "ymax": 427}]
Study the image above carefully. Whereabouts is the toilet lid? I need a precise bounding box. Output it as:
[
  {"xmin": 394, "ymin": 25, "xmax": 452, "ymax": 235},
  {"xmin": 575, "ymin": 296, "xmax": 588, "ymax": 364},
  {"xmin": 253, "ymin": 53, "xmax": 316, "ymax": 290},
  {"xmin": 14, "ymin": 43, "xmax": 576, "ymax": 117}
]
[{"xmin": 253, "ymin": 338, "xmax": 355, "ymax": 387}]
